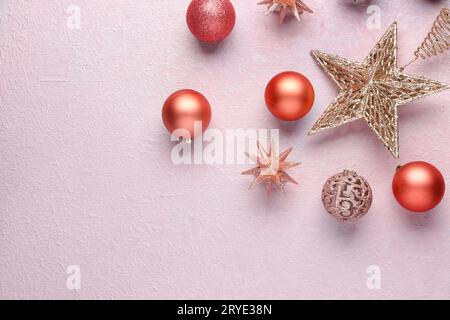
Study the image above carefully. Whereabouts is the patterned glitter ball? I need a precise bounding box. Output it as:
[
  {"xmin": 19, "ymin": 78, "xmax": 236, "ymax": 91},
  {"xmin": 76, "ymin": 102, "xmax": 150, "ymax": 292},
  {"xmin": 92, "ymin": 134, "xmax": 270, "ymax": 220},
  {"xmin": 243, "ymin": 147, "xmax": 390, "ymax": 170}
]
[{"xmin": 321, "ymin": 170, "xmax": 373, "ymax": 222}]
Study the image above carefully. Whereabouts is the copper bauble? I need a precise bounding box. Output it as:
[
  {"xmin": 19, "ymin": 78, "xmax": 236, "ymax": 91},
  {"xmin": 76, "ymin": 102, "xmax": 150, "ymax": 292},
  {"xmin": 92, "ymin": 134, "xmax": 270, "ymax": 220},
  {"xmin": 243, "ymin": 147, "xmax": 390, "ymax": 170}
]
[
  {"xmin": 265, "ymin": 71, "xmax": 315, "ymax": 121},
  {"xmin": 162, "ymin": 89, "xmax": 212, "ymax": 139},
  {"xmin": 392, "ymin": 161, "xmax": 445, "ymax": 212},
  {"xmin": 322, "ymin": 170, "xmax": 373, "ymax": 222},
  {"xmin": 186, "ymin": 0, "xmax": 236, "ymax": 43}
]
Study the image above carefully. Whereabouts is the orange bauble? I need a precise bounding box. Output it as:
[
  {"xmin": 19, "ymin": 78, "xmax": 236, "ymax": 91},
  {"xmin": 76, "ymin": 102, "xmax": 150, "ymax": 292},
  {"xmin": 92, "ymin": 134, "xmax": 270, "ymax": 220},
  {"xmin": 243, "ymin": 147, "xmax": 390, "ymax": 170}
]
[
  {"xmin": 265, "ymin": 71, "xmax": 315, "ymax": 121},
  {"xmin": 162, "ymin": 89, "xmax": 212, "ymax": 139},
  {"xmin": 392, "ymin": 161, "xmax": 445, "ymax": 212}
]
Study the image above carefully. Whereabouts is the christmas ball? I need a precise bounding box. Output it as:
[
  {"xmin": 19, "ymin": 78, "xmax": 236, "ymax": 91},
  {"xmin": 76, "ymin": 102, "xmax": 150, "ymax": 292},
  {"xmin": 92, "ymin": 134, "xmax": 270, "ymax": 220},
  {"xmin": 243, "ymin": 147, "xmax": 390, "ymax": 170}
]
[
  {"xmin": 265, "ymin": 71, "xmax": 315, "ymax": 121},
  {"xmin": 186, "ymin": 0, "xmax": 236, "ymax": 43},
  {"xmin": 322, "ymin": 170, "xmax": 373, "ymax": 222},
  {"xmin": 392, "ymin": 161, "xmax": 445, "ymax": 212},
  {"xmin": 162, "ymin": 89, "xmax": 212, "ymax": 139}
]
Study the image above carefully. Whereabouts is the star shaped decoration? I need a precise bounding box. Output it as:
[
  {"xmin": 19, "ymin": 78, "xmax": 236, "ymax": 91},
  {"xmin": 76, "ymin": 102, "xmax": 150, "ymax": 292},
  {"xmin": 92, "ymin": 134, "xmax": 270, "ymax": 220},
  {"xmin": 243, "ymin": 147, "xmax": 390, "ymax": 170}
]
[
  {"xmin": 242, "ymin": 141, "xmax": 300, "ymax": 195},
  {"xmin": 308, "ymin": 22, "xmax": 450, "ymax": 158},
  {"xmin": 258, "ymin": 0, "xmax": 313, "ymax": 24}
]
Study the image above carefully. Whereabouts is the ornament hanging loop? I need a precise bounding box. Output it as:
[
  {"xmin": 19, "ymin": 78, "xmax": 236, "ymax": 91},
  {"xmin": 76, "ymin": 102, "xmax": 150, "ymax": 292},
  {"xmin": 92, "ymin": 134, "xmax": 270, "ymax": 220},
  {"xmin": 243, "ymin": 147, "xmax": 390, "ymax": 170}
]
[
  {"xmin": 413, "ymin": 8, "xmax": 449, "ymax": 61},
  {"xmin": 401, "ymin": 7, "xmax": 450, "ymax": 72},
  {"xmin": 399, "ymin": 56, "xmax": 419, "ymax": 72}
]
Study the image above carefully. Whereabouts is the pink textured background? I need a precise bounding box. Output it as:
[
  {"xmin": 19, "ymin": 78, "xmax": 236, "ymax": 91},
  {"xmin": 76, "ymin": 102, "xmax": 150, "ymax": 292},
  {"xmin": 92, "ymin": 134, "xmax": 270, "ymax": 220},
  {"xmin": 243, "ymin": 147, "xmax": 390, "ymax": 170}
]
[{"xmin": 1, "ymin": 0, "xmax": 449, "ymax": 299}]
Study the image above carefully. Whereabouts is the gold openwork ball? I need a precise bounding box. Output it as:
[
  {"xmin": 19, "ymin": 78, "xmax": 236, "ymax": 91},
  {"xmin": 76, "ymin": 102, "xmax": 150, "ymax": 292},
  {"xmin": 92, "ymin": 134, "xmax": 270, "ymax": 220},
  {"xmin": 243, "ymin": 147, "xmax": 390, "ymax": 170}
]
[{"xmin": 321, "ymin": 170, "xmax": 373, "ymax": 222}]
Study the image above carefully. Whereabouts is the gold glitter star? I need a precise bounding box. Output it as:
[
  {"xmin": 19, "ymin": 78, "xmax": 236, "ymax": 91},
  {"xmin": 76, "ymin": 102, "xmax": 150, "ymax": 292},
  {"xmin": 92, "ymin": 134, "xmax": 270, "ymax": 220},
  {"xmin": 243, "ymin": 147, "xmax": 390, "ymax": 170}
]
[
  {"xmin": 309, "ymin": 22, "xmax": 450, "ymax": 158},
  {"xmin": 258, "ymin": 0, "xmax": 313, "ymax": 24},
  {"xmin": 242, "ymin": 141, "xmax": 300, "ymax": 195}
]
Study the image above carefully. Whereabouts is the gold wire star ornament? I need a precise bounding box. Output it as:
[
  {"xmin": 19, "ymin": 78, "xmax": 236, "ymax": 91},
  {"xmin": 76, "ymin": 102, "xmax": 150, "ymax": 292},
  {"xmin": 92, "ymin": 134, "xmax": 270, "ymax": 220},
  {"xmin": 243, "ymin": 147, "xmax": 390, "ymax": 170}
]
[
  {"xmin": 258, "ymin": 0, "xmax": 313, "ymax": 24},
  {"xmin": 242, "ymin": 141, "xmax": 300, "ymax": 195},
  {"xmin": 308, "ymin": 22, "xmax": 450, "ymax": 158}
]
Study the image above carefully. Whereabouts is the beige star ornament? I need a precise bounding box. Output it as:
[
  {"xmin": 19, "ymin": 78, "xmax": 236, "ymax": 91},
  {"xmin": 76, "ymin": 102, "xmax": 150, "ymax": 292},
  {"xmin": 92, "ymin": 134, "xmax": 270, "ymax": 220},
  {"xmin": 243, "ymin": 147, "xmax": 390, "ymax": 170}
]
[
  {"xmin": 308, "ymin": 22, "xmax": 450, "ymax": 158},
  {"xmin": 242, "ymin": 141, "xmax": 300, "ymax": 195},
  {"xmin": 258, "ymin": 0, "xmax": 313, "ymax": 24}
]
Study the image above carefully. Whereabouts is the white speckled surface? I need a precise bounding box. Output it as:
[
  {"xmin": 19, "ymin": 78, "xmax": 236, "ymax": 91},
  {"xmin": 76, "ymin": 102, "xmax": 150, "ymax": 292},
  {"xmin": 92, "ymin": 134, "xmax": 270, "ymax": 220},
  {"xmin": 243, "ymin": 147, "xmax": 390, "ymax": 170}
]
[{"xmin": 0, "ymin": 0, "xmax": 449, "ymax": 299}]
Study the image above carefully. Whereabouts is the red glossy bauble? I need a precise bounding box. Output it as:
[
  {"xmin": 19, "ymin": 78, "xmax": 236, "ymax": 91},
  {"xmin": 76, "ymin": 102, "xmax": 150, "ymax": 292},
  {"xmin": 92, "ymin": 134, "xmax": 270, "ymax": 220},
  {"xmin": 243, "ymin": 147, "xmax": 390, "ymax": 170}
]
[
  {"xmin": 186, "ymin": 0, "xmax": 236, "ymax": 43},
  {"xmin": 265, "ymin": 71, "xmax": 315, "ymax": 121},
  {"xmin": 392, "ymin": 161, "xmax": 445, "ymax": 212},
  {"xmin": 162, "ymin": 89, "xmax": 212, "ymax": 139}
]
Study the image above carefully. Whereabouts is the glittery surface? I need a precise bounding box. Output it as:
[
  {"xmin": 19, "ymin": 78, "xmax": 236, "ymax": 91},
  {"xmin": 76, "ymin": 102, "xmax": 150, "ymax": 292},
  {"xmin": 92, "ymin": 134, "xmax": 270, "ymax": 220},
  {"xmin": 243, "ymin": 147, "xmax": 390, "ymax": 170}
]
[
  {"xmin": 309, "ymin": 23, "xmax": 450, "ymax": 158},
  {"xmin": 258, "ymin": 0, "xmax": 313, "ymax": 24},
  {"xmin": 186, "ymin": 0, "xmax": 236, "ymax": 43},
  {"xmin": 322, "ymin": 170, "xmax": 373, "ymax": 222},
  {"xmin": 242, "ymin": 141, "xmax": 300, "ymax": 195}
]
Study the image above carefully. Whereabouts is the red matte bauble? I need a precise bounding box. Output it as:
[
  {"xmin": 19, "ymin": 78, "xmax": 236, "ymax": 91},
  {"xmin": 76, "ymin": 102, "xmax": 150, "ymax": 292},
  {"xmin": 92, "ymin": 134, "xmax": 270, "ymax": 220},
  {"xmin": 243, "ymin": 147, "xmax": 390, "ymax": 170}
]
[
  {"xmin": 162, "ymin": 89, "xmax": 212, "ymax": 139},
  {"xmin": 186, "ymin": 0, "xmax": 236, "ymax": 43},
  {"xmin": 392, "ymin": 161, "xmax": 445, "ymax": 212},
  {"xmin": 265, "ymin": 71, "xmax": 315, "ymax": 121}
]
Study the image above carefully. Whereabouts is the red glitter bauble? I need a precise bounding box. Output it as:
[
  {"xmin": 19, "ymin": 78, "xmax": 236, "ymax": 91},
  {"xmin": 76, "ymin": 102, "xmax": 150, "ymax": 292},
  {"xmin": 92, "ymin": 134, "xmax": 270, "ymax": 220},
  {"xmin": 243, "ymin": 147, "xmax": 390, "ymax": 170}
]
[
  {"xmin": 186, "ymin": 0, "xmax": 236, "ymax": 43},
  {"xmin": 392, "ymin": 161, "xmax": 445, "ymax": 213}
]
